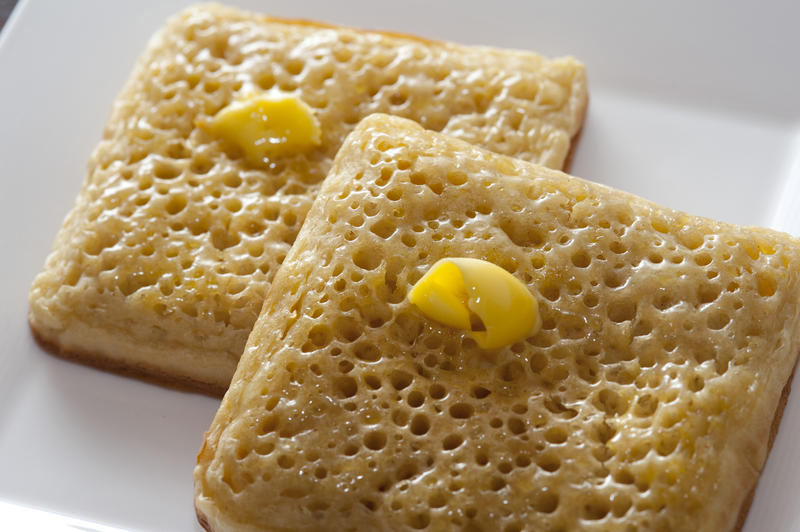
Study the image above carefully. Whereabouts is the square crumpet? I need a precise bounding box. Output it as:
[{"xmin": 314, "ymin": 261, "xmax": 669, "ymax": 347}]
[
  {"xmin": 195, "ymin": 114, "xmax": 800, "ymax": 531},
  {"xmin": 28, "ymin": 4, "xmax": 587, "ymax": 393}
]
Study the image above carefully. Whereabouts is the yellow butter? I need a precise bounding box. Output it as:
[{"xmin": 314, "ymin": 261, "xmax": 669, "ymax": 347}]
[
  {"xmin": 199, "ymin": 93, "xmax": 321, "ymax": 165},
  {"xmin": 408, "ymin": 258, "xmax": 540, "ymax": 349}
]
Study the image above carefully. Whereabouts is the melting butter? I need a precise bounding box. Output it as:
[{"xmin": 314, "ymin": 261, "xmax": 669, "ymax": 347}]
[
  {"xmin": 199, "ymin": 93, "xmax": 321, "ymax": 165},
  {"xmin": 408, "ymin": 258, "xmax": 541, "ymax": 349}
]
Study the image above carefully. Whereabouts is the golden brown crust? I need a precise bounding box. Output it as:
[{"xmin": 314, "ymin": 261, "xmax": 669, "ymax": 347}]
[
  {"xmin": 29, "ymin": 321, "xmax": 226, "ymax": 397},
  {"xmin": 196, "ymin": 502, "xmax": 213, "ymax": 532},
  {"xmin": 732, "ymin": 353, "xmax": 799, "ymax": 532},
  {"xmin": 256, "ymin": 14, "xmax": 444, "ymax": 47},
  {"xmin": 561, "ymin": 91, "xmax": 588, "ymax": 175}
]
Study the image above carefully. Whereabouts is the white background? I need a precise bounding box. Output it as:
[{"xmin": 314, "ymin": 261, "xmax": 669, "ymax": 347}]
[{"xmin": 0, "ymin": 0, "xmax": 798, "ymax": 530}]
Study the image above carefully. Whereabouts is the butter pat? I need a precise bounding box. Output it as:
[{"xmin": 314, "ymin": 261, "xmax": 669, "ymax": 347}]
[
  {"xmin": 408, "ymin": 258, "xmax": 541, "ymax": 349},
  {"xmin": 199, "ymin": 94, "xmax": 321, "ymax": 165}
]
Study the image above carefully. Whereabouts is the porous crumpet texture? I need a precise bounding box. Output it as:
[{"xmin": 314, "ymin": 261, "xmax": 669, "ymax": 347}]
[
  {"xmin": 195, "ymin": 115, "xmax": 800, "ymax": 532},
  {"xmin": 28, "ymin": 4, "xmax": 587, "ymax": 392}
]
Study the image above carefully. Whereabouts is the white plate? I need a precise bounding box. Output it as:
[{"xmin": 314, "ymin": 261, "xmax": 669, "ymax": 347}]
[{"xmin": 0, "ymin": 0, "xmax": 798, "ymax": 530}]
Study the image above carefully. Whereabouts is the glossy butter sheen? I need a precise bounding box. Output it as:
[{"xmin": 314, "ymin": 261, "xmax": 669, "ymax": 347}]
[
  {"xmin": 198, "ymin": 94, "xmax": 322, "ymax": 165},
  {"xmin": 408, "ymin": 258, "xmax": 541, "ymax": 349}
]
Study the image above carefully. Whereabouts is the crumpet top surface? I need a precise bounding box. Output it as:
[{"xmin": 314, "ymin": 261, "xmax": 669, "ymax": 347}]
[
  {"xmin": 28, "ymin": 4, "xmax": 587, "ymax": 390},
  {"xmin": 195, "ymin": 115, "xmax": 800, "ymax": 532}
]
